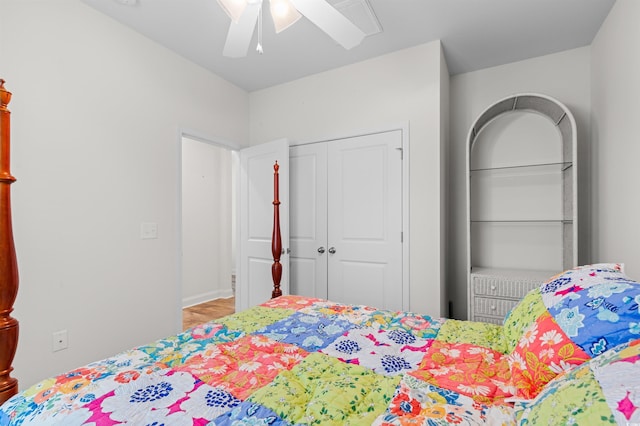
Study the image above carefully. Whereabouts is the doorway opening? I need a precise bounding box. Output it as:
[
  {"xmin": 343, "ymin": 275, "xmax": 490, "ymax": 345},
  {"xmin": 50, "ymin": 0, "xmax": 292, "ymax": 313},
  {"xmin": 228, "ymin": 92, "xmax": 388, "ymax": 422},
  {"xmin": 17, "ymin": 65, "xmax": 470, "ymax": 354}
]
[{"xmin": 180, "ymin": 135, "xmax": 238, "ymax": 329}]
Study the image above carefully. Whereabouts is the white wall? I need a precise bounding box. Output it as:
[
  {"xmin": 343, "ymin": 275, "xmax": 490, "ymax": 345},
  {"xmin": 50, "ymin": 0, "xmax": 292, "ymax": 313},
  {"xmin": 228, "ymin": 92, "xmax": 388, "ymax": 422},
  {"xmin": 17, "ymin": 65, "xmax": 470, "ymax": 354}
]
[
  {"xmin": 182, "ymin": 138, "xmax": 234, "ymax": 307},
  {"xmin": 250, "ymin": 42, "xmax": 448, "ymax": 317},
  {"xmin": 1, "ymin": 0, "xmax": 249, "ymax": 388},
  {"xmin": 439, "ymin": 45, "xmax": 450, "ymax": 316},
  {"xmin": 590, "ymin": 0, "xmax": 640, "ymax": 279},
  {"xmin": 449, "ymin": 47, "xmax": 592, "ymax": 319}
]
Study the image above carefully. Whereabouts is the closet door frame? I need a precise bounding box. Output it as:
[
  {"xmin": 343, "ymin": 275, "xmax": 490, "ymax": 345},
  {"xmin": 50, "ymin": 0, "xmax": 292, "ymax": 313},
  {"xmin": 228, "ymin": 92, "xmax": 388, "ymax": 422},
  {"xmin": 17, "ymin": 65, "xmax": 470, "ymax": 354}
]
[{"xmin": 290, "ymin": 122, "xmax": 410, "ymax": 310}]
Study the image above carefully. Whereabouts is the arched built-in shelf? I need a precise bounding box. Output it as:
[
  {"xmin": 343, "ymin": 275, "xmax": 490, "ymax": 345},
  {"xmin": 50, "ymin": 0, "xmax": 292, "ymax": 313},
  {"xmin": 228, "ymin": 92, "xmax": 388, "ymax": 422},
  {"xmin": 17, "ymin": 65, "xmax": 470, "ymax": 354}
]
[{"xmin": 466, "ymin": 93, "xmax": 577, "ymax": 324}]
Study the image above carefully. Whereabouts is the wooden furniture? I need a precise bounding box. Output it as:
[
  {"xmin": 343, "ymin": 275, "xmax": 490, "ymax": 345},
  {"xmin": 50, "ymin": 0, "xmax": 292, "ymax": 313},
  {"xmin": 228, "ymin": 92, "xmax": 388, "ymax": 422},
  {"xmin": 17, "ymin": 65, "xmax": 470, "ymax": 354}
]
[
  {"xmin": 466, "ymin": 93, "xmax": 577, "ymax": 323},
  {"xmin": 0, "ymin": 79, "xmax": 18, "ymax": 404},
  {"xmin": 271, "ymin": 161, "xmax": 282, "ymax": 298}
]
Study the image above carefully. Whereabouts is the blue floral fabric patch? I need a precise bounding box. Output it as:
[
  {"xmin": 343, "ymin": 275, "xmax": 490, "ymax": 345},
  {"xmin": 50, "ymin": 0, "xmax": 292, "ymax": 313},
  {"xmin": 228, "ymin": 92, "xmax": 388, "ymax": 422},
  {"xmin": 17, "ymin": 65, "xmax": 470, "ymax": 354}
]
[
  {"xmin": 255, "ymin": 311, "xmax": 354, "ymax": 351},
  {"xmin": 540, "ymin": 263, "xmax": 626, "ymax": 309},
  {"xmin": 209, "ymin": 402, "xmax": 290, "ymax": 425},
  {"xmin": 548, "ymin": 279, "xmax": 640, "ymax": 357}
]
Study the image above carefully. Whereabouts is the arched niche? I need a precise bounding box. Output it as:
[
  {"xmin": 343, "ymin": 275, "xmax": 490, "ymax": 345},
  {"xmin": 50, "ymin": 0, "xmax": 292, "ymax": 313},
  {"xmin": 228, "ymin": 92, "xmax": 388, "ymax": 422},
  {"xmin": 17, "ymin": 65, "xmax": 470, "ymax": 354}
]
[{"xmin": 465, "ymin": 93, "xmax": 577, "ymax": 323}]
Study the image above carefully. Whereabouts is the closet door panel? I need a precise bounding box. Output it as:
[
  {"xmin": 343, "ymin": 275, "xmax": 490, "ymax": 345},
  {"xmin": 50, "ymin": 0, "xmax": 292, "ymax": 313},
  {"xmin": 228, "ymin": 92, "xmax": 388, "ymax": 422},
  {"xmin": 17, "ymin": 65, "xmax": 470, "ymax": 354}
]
[
  {"xmin": 327, "ymin": 130, "xmax": 402, "ymax": 310},
  {"xmin": 289, "ymin": 144, "xmax": 328, "ymax": 299}
]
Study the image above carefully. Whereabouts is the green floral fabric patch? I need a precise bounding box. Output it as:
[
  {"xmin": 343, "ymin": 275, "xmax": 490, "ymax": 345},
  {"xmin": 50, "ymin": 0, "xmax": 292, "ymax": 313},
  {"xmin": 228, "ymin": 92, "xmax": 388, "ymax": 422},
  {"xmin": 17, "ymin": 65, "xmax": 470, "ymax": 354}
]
[
  {"xmin": 502, "ymin": 289, "xmax": 547, "ymax": 353},
  {"xmin": 217, "ymin": 306, "xmax": 294, "ymax": 334},
  {"xmin": 436, "ymin": 319, "xmax": 506, "ymax": 353},
  {"xmin": 514, "ymin": 364, "xmax": 615, "ymax": 425},
  {"xmin": 249, "ymin": 352, "xmax": 400, "ymax": 425}
]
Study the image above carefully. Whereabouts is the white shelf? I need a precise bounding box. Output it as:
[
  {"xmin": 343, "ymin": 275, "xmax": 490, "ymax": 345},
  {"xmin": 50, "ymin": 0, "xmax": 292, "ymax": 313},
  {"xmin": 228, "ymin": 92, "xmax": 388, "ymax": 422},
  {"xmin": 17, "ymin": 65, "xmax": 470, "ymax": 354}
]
[
  {"xmin": 466, "ymin": 93, "xmax": 577, "ymax": 323},
  {"xmin": 470, "ymin": 161, "xmax": 572, "ymax": 173}
]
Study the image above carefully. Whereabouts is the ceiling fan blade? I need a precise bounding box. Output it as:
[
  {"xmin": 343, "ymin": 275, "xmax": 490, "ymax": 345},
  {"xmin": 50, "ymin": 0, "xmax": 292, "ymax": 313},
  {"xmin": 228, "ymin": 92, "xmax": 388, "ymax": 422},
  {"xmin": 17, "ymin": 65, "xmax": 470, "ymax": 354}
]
[
  {"xmin": 223, "ymin": 2, "xmax": 261, "ymax": 58},
  {"xmin": 290, "ymin": 0, "xmax": 365, "ymax": 50}
]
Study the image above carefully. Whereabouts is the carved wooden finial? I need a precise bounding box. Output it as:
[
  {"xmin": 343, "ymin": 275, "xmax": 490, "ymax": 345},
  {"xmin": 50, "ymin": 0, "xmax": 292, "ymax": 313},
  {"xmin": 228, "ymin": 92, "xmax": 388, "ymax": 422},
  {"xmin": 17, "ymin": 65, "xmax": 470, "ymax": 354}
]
[{"xmin": 0, "ymin": 79, "xmax": 11, "ymax": 110}]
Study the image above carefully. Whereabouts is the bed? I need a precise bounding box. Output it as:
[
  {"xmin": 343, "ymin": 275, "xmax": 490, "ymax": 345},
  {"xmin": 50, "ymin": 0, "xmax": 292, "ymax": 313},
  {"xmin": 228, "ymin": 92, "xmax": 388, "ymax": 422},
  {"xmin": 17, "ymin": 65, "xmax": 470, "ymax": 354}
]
[{"xmin": 1, "ymin": 80, "xmax": 640, "ymax": 425}]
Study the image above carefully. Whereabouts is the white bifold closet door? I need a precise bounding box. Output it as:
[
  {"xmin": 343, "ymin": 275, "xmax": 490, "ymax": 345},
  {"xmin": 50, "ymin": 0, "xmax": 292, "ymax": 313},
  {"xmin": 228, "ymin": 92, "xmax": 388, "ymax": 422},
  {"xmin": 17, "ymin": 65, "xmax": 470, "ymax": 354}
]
[{"xmin": 290, "ymin": 130, "xmax": 403, "ymax": 310}]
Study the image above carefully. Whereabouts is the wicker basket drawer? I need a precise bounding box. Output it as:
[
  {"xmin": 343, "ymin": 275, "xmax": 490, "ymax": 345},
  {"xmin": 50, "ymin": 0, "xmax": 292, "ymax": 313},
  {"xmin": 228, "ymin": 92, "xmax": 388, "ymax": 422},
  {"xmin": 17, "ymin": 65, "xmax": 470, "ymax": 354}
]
[
  {"xmin": 473, "ymin": 297, "xmax": 519, "ymax": 317},
  {"xmin": 471, "ymin": 275, "xmax": 541, "ymax": 299}
]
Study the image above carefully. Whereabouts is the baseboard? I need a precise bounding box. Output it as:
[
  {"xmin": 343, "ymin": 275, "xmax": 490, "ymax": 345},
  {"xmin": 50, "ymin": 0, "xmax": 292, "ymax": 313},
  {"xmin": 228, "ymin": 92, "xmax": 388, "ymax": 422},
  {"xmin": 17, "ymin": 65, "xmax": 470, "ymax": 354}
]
[{"xmin": 182, "ymin": 288, "xmax": 234, "ymax": 309}]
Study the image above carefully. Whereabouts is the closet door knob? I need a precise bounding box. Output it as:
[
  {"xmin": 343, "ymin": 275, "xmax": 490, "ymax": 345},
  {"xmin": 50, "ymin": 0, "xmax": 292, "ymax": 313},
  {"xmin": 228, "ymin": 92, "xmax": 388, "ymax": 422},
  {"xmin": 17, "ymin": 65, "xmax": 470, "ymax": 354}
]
[
  {"xmin": 317, "ymin": 247, "xmax": 325, "ymax": 254},
  {"xmin": 328, "ymin": 247, "xmax": 336, "ymax": 254}
]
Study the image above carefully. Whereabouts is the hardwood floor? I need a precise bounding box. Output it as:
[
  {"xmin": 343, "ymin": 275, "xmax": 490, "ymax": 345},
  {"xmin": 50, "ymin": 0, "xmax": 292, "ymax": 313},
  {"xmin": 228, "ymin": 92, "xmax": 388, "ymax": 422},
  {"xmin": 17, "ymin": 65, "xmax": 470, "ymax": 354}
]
[{"xmin": 182, "ymin": 297, "xmax": 235, "ymax": 331}]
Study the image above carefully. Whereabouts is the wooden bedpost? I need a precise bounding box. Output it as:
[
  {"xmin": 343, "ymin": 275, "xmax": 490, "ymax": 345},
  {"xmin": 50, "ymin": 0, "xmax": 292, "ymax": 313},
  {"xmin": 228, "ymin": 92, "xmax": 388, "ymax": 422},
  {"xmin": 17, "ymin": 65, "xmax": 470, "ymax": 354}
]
[
  {"xmin": 0, "ymin": 79, "xmax": 18, "ymax": 404},
  {"xmin": 271, "ymin": 161, "xmax": 282, "ymax": 298}
]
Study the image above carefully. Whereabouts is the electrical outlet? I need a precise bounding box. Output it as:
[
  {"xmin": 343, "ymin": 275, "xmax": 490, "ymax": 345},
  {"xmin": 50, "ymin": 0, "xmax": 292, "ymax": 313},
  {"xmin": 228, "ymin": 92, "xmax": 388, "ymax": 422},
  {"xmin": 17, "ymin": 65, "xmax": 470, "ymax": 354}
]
[{"xmin": 52, "ymin": 330, "xmax": 68, "ymax": 352}]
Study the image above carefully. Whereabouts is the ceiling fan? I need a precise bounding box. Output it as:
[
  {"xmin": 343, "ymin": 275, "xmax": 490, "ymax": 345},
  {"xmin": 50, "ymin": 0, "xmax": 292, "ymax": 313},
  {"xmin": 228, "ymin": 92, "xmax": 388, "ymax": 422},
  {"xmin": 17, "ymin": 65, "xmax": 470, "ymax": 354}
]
[{"xmin": 217, "ymin": 0, "xmax": 366, "ymax": 57}]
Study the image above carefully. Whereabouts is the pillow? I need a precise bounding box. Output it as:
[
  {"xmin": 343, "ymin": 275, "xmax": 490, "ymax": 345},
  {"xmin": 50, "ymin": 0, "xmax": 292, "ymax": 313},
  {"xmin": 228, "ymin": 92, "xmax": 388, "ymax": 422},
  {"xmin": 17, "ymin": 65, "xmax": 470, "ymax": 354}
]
[
  {"xmin": 502, "ymin": 288, "xmax": 547, "ymax": 354},
  {"xmin": 507, "ymin": 310, "xmax": 590, "ymax": 399},
  {"xmin": 502, "ymin": 263, "xmax": 638, "ymax": 399},
  {"xmin": 503, "ymin": 263, "xmax": 625, "ymax": 354},
  {"xmin": 539, "ymin": 263, "xmax": 626, "ymax": 309},
  {"xmin": 513, "ymin": 338, "xmax": 640, "ymax": 425}
]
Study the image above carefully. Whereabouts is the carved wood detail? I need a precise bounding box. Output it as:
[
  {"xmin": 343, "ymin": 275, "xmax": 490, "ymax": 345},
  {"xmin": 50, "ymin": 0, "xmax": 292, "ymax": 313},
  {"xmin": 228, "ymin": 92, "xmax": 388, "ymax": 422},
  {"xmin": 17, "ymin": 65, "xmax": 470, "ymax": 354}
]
[
  {"xmin": 0, "ymin": 79, "xmax": 19, "ymax": 405},
  {"xmin": 271, "ymin": 161, "xmax": 282, "ymax": 298}
]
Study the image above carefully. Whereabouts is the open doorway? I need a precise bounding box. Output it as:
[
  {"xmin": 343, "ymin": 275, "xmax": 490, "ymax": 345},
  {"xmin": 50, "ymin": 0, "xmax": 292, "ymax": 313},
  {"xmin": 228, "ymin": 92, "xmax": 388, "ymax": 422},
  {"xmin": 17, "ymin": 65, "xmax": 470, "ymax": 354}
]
[{"xmin": 181, "ymin": 135, "xmax": 237, "ymax": 329}]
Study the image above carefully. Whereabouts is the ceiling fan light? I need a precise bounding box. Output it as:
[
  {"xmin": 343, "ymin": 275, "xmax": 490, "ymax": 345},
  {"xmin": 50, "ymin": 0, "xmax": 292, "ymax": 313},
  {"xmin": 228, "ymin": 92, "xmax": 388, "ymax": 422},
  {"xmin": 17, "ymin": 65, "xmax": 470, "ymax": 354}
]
[
  {"xmin": 217, "ymin": 0, "xmax": 248, "ymax": 23},
  {"xmin": 270, "ymin": 0, "xmax": 302, "ymax": 33}
]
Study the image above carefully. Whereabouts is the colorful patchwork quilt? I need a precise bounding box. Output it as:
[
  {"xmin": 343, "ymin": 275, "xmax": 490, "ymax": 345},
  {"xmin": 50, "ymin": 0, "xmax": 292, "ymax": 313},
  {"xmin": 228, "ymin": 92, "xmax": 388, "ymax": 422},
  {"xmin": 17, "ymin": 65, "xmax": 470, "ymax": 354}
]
[{"xmin": 1, "ymin": 264, "xmax": 640, "ymax": 425}]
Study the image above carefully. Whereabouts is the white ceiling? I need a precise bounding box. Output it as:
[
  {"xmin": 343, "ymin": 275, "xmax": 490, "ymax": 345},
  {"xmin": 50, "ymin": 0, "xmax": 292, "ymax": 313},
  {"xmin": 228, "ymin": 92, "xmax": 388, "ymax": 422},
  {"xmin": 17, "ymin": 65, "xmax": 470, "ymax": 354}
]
[{"xmin": 81, "ymin": 0, "xmax": 616, "ymax": 92}]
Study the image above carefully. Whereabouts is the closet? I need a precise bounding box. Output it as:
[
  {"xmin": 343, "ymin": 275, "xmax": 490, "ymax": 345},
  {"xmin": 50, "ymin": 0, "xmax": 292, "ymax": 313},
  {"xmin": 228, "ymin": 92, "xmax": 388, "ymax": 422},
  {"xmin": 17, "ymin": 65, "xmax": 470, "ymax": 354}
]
[
  {"xmin": 289, "ymin": 130, "xmax": 404, "ymax": 310},
  {"xmin": 466, "ymin": 93, "xmax": 578, "ymax": 323}
]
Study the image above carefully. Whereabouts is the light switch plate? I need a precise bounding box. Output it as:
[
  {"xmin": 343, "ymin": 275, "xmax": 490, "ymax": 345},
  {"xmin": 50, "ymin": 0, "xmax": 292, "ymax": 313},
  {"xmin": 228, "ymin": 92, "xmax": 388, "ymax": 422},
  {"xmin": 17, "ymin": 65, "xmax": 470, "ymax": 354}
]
[{"xmin": 141, "ymin": 222, "xmax": 158, "ymax": 239}]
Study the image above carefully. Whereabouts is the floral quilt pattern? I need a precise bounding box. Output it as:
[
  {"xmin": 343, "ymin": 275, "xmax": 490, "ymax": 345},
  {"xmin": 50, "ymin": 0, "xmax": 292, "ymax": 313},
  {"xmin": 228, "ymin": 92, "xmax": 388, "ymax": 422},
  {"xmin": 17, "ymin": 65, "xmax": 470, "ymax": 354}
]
[
  {"xmin": 507, "ymin": 311, "xmax": 590, "ymax": 399},
  {"xmin": 373, "ymin": 375, "xmax": 515, "ymax": 426},
  {"xmin": 320, "ymin": 327, "xmax": 433, "ymax": 376},
  {"xmin": 255, "ymin": 310, "xmax": 354, "ymax": 351},
  {"xmin": 247, "ymin": 352, "xmax": 400, "ymax": 425},
  {"xmin": 436, "ymin": 319, "xmax": 506, "ymax": 353},
  {"xmin": 410, "ymin": 340, "xmax": 512, "ymax": 405},
  {"xmin": 2, "ymin": 269, "xmax": 640, "ymax": 426},
  {"xmin": 548, "ymin": 279, "xmax": 640, "ymax": 357},
  {"xmin": 359, "ymin": 310, "xmax": 446, "ymax": 340},
  {"xmin": 174, "ymin": 334, "xmax": 308, "ymax": 400}
]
